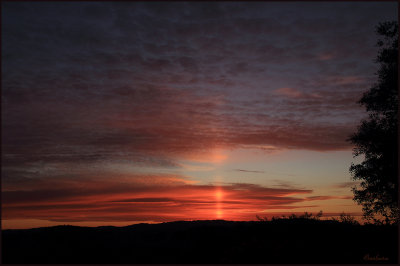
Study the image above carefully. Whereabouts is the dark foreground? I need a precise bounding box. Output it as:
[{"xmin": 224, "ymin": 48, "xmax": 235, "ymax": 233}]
[{"xmin": 2, "ymin": 219, "xmax": 398, "ymax": 263}]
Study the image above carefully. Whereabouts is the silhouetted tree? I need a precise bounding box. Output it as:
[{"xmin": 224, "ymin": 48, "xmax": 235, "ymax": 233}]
[
  {"xmin": 338, "ymin": 212, "xmax": 359, "ymax": 225},
  {"xmin": 348, "ymin": 21, "xmax": 398, "ymax": 224}
]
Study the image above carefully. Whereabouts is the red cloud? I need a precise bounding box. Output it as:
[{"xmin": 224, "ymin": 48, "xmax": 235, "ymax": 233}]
[
  {"xmin": 2, "ymin": 176, "xmax": 352, "ymax": 224},
  {"xmin": 273, "ymin": 87, "xmax": 322, "ymax": 100},
  {"xmin": 274, "ymin": 87, "xmax": 305, "ymax": 98}
]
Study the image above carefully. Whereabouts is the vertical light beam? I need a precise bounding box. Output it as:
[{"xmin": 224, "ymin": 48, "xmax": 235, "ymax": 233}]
[{"xmin": 216, "ymin": 188, "xmax": 223, "ymax": 219}]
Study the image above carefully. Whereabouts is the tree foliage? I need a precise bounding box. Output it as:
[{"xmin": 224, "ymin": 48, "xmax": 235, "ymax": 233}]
[{"xmin": 349, "ymin": 21, "xmax": 398, "ymax": 224}]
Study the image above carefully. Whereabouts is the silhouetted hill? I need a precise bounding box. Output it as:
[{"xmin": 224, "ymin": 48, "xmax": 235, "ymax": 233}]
[{"xmin": 2, "ymin": 219, "xmax": 397, "ymax": 263}]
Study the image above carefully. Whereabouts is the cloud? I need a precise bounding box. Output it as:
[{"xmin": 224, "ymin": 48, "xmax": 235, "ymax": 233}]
[
  {"xmin": 234, "ymin": 169, "xmax": 264, "ymax": 174},
  {"xmin": 317, "ymin": 53, "xmax": 334, "ymax": 61},
  {"xmin": 228, "ymin": 123, "xmax": 356, "ymax": 151},
  {"xmin": 3, "ymin": 176, "xmax": 355, "ymax": 222},
  {"xmin": 305, "ymin": 195, "xmax": 353, "ymax": 201},
  {"xmin": 2, "ymin": 177, "xmax": 357, "ymax": 223},
  {"xmin": 331, "ymin": 181, "xmax": 361, "ymax": 189},
  {"xmin": 3, "ymin": 2, "xmax": 394, "ymax": 165},
  {"xmin": 273, "ymin": 87, "xmax": 322, "ymax": 100},
  {"xmin": 274, "ymin": 87, "xmax": 305, "ymax": 99}
]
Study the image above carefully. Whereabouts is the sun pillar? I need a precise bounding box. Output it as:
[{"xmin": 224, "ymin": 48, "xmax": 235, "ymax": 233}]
[{"xmin": 216, "ymin": 188, "xmax": 223, "ymax": 219}]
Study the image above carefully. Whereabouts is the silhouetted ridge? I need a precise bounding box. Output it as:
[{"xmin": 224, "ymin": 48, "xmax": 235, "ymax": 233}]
[{"xmin": 2, "ymin": 219, "xmax": 397, "ymax": 263}]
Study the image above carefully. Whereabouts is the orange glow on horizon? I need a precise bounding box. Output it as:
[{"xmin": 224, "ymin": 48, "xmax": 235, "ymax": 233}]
[{"xmin": 2, "ymin": 176, "xmax": 363, "ymax": 229}]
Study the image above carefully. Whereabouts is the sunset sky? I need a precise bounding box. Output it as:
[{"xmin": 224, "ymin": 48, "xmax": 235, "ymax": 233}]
[{"xmin": 2, "ymin": 2, "xmax": 397, "ymax": 229}]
